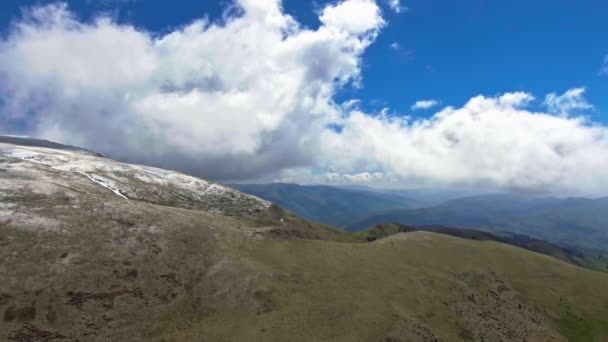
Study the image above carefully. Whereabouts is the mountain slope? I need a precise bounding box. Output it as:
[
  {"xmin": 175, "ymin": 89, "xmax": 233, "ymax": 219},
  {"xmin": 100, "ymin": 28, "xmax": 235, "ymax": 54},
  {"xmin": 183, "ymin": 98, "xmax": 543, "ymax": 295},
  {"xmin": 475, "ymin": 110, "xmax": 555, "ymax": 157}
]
[
  {"xmin": 350, "ymin": 194, "xmax": 608, "ymax": 250},
  {"xmin": 229, "ymin": 183, "xmax": 427, "ymax": 228},
  {"xmin": 240, "ymin": 233, "xmax": 608, "ymax": 342},
  {"xmin": 2, "ymin": 140, "xmax": 608, "ymax": 341}
]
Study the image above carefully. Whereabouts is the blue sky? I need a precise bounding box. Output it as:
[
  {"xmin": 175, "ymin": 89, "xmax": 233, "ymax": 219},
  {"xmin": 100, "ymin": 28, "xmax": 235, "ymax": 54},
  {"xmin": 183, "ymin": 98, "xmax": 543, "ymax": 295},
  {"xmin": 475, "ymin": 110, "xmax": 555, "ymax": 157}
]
[
  {"xmin": 0, "ymin": 0, "xmax": 607, "ymax": 193},
  {"xmin": 363, "ymin": 0, "xmax": 608, "ymax": 117},
  {"xmin": 1, "ymin": 0, "xmax": 606, "ymax": 119}
]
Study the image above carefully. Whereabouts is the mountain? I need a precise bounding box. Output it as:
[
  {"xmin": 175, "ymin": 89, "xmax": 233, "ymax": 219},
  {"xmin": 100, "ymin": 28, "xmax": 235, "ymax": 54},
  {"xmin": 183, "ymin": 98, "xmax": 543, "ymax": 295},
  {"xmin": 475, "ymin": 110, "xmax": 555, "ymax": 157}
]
[
  {"xmin": 349, "ymin": 193, "xmax": 608, "ymax": 250},
  {"xmin": 337, "ymin": 184, "xmax": 494, "ymax": 206},
  {"xmin": 229, "ymin": 183, "xmax": 428, "ymax": 228},
  {"xmin": 2, "ymin": 139, "xmax": 608, "ymax": 341}
]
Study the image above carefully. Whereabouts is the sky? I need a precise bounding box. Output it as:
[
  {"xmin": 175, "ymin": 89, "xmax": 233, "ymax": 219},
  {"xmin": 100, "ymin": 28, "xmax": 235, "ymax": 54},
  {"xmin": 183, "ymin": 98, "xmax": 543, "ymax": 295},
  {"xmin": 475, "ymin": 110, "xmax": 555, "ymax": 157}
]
[{"xmin": 0, "ymin": 0, "xmax": 607, "ymax": 195}]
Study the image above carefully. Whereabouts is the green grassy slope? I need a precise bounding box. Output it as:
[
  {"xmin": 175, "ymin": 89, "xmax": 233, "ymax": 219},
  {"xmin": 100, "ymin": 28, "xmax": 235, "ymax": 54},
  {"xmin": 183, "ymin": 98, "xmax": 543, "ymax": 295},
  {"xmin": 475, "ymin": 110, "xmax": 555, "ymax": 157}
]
[
  {"xmin": 358, "ymin": 223, "xmax": 608, "ymax": 273},
  {"xmin": 147, "ymin": 231, "xmax": 608, "ymax": 342}
]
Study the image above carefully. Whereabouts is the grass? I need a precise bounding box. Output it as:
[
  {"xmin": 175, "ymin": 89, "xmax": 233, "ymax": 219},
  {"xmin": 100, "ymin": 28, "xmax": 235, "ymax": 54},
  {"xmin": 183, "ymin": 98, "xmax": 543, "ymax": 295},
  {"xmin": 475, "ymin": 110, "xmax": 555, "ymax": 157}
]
[
  {"xmin": 144, "ymin": 231, "xmax": 608, "ymax": 341},
  {"xmin": 557, "ymin": 310, "xmax": 594, "ymax": 341}
]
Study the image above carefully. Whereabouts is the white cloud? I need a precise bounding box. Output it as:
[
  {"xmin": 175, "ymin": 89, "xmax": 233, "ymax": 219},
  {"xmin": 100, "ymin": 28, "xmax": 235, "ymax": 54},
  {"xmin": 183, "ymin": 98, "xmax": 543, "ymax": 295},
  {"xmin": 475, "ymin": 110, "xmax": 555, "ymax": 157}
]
[
  {"xmin": 0, "ymin": 0, "xmax": 384, "ymax": 180},
  {"xmin": 1, "ymin": 2, "xmax": 608, "ymax": 195},
  {"xmin": 390, "ymin": 42, "xmax": 400, "ymax": 50},
  {"xmin": 544, "ymin": 88, "xmax": 593, "ymax": 115},
  {"xmin": 321, "ymin": 91, "xmax": 608, "ymax": 194},
  {"xmin": 411, "ymin": 99, "xmax": 439, "ymax": 110},
  {"xmin": 387, "ymin": 0, "xmax": 407, "ymax": 13},
  {"xmin": 320, "ymin": 0, "xmax": 385, "ymax": 35}
]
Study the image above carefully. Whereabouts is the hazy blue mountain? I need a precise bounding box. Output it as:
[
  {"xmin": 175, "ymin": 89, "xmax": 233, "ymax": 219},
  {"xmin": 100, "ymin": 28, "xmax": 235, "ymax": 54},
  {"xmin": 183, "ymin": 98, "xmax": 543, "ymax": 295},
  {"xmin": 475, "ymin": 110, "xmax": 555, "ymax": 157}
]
[
  {"xmin": 350, "ymin": 194, "xmax": 608, "ymax": 250},
  {"xmin": 338, "ymin": 185, "xmax": 495, "ymax": 206},
  {"xmin": 228, "ymin": 183, "xmax": 428, "ymax": 228}
]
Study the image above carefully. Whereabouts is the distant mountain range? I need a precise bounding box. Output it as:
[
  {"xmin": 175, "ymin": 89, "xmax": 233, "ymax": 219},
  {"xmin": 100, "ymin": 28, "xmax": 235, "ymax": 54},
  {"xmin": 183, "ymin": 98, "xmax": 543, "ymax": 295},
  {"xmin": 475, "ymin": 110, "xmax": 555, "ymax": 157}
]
[
  {"xmin": 350, "ymin": 193, "xmax": 608, "ymax": 251},
  {"xmin": 228, "ymin": 183, "xmax": 429, "ymax": 228},
  {"xmin": 336, "ymin": 184, "xmax": 493, "ymax": 206},
  {"xmin": 232, "ymin": 184, "xmax": 608, "ymax": 251}
]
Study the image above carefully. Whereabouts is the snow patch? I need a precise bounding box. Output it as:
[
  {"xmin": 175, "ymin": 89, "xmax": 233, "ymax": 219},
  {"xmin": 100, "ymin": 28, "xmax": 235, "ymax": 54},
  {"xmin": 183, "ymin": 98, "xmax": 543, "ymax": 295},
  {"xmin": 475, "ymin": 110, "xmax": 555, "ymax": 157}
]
[
  {"xmin": 84, "ymin": 173, "xmax": 129, "ymax": 200},
  {"xmin": 1, "ymin": 142, "xmax": 272, "ymax": 209},
  {"xmin": 0, "ymin": 147, "xmax": 50, "ymax": 165}
]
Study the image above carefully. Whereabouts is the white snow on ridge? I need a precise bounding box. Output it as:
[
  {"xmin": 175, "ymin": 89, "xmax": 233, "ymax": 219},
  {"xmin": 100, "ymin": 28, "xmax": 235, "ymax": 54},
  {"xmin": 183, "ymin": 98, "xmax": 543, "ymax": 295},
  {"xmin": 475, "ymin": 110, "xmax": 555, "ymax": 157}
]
[
  {"xmin": 84, "ymin": 173, "xmax": 129, "ymax": 200},
  {"xmin": 0, "ymin": 147, "xmax": 52, "ymax": 165},
  {"xmin": 0, "ymin": 142, "xmax": 272, "ymax": 208}
]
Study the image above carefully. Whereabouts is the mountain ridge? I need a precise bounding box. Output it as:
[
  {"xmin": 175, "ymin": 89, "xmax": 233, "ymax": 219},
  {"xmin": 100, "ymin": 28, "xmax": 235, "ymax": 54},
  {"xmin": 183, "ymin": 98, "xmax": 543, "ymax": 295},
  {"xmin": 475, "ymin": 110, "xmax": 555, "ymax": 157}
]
[{"xmin": 349, "ymin": 193, "xmax": 608, "ymax": 251}]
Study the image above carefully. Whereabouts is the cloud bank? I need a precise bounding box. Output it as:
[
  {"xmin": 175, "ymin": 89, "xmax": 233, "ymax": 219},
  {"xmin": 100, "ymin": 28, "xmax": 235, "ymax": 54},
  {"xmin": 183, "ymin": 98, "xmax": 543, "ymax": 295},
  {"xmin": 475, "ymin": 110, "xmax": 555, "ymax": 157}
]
[
  {"xmin": 1, "ymin": 1, "xmax": 607, "ymax": 194},
  {"xmin": 322, "ymin": 91, "xmax": 608, "ymax": 194}
]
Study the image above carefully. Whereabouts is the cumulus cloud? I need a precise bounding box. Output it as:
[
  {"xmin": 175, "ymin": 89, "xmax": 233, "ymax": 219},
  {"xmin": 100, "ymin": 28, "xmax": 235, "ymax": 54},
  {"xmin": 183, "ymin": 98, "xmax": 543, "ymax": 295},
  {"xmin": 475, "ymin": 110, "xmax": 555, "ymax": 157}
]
[
  {"xmin": 544, "ymin": 88, "xmax": 593, "ymax": 115},
  {"xmin": 1, "ymin": 2, "xmax": 608, "ymax": 195},
  {"xmin": 0, "ymin": 0, "xmax": 383, "ymax": 180},
  {"xmin": 320, "ymin": 0, "xmax": 385, "ymax": 34},
  {"xmin": 411, "ymin": 99, "xmax": 439, "ymax": 110}
]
